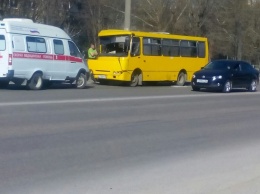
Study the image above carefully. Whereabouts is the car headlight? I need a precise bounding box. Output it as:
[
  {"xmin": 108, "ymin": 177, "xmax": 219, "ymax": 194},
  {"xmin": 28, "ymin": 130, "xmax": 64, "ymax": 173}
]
[
  {"xmin": 192, "ymin": 74, "xmax": 196, "ymax": 78},
  {"xmin": 212, "ymin": 75, "xmax": 222, "ymax": 81}
]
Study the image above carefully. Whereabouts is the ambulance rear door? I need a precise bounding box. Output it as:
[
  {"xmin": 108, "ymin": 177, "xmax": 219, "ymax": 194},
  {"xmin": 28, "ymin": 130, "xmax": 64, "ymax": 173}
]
[{"xmin": 0, "ymin": 29, "xmax": 8, "ymax": 78}]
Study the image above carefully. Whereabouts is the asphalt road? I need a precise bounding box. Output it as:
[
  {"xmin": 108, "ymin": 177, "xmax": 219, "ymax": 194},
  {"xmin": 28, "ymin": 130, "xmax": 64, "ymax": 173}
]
[{"xmin": 0, "ymin": 82, "xmax": 260, "ymax": 194}]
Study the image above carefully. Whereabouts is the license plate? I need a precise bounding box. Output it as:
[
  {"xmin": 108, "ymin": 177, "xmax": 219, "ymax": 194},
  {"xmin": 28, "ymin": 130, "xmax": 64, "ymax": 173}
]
[
  {"xmin": 98, "ymin": 75, "xmax": 106, "ymax": 79},
  {"xmin": 197, "ymin": 79, "xmax": 208, "ymax": 83}
]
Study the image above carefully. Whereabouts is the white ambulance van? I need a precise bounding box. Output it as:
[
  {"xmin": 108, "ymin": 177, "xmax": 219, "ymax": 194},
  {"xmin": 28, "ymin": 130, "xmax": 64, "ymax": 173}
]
[{"xmin": 0, "ymin": 18, "xmax": 89, "ymax": 90}]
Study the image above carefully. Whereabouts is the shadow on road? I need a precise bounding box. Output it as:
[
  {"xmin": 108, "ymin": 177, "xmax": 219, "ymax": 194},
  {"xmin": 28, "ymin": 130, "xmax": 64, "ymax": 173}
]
[
  {"xmin": 192, "ymin": 88, "xmax": 251, "ymax": 93},
  {"xmin": 0, "ymin": 83, "xmax": 95, "ymax": 91},
  {"xmin": 91, "ymin": 80, "xmax": 192, "ymax": 87}
]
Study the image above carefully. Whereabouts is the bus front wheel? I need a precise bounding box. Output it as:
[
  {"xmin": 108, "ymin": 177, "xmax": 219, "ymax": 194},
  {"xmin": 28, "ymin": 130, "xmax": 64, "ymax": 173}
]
[
  {"xmin": 130, "ymin": 71, "xmax": 141, "ymax": 87},
  {"xmin": 89, "ymin": 70, "xmax": 96, "ymax": 82}
]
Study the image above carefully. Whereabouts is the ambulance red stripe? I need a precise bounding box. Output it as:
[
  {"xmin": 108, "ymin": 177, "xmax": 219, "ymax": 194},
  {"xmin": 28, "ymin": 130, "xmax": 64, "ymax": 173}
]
[{"xmin": 13, "ymin": 52, "xmax": 82, "ymax": 63}]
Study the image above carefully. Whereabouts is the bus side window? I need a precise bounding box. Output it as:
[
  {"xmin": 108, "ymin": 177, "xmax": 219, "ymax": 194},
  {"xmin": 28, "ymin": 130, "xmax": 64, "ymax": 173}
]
[
  {"xmin": 143, "ymin": 38, "xmax": 161, "ymax": 56},
  {"xmin": 162, "ymin": 39, "xmax": 180, "ymax": 57},
  {"xmin": 143, "ymin": 38, "xmax": 151, "ymax": 55},
  {"xmin": 152, "ymin": 39, "xmax": 161, "ymax": 56},
  {"xmin": 198, "ymin": 41, "xmax": 205, "ymax": 58},
  {"xmin": 190, "ymin": 41, "xmax": 197, "ymax": 57},
  {"xmin": 180, "ymin": 40, "xmax": 197, "ymax": 57}
]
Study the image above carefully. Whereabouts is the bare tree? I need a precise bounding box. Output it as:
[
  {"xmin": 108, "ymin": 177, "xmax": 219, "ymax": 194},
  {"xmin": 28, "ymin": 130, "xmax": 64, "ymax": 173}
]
[
  {"xmin": 1, "ymin": 0, "xmax": 260, "ymax": 64},
  {"xmin": 212, "ymin": 0, "xmax": 250, "ymax": 60}
]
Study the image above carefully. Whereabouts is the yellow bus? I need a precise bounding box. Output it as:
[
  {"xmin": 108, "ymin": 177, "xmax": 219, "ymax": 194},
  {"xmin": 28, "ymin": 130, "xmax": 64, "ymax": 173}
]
[{"xmin": 88, "ymin": 29, "xmax": 209, "ymax": 86}]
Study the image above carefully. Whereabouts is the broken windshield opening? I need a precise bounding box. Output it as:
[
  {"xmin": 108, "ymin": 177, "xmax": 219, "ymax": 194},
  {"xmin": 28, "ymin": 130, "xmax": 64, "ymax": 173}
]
[{"xmin": 99, "ymin": 35, "xmax": 130, "ymax": 57}]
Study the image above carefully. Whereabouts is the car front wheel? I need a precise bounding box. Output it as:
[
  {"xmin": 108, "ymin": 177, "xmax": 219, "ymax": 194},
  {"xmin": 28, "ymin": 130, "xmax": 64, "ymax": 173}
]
[
  {"xmin": 222, "ymin": 80, "xmax": 232, "ymax": 93},
  {"xmin": 192, "ymin": 86, "xmax": 200, "ymax": 91}
]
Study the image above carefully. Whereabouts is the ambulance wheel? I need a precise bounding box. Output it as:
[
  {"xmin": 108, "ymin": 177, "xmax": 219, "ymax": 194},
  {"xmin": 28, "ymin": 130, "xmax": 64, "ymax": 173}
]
[
  {"xmin": 76, "ymin": 73, "xmax": 87, "ymax": 89},
  {"xmin": 42, "ymin": 80, "xmax": 53, "ymax": 89},
  {"xmin": 27, "ymin": 73, "xmax": 43, "ymax": 90}
]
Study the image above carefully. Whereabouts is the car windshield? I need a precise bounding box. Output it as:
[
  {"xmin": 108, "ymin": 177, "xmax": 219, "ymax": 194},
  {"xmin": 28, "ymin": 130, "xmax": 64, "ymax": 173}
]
[
  {"xmin": 204, "ymin": 61, "xmax": 232, "ymax": 70},
  {"xmin": 99, "ymin": 35, "xmax": 130, "ymax": 57}
]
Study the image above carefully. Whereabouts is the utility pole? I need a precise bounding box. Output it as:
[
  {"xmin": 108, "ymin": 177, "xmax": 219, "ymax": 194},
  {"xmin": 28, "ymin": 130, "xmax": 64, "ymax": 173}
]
[{"xmin": 124, "ymin": 0, "xmax": 131, "ymax": 30}]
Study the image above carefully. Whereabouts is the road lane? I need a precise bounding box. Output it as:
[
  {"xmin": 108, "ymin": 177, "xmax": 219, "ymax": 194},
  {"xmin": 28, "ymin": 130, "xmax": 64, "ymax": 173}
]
[
  {"xmin": 0, "ymin": 89, "xmax": 259, "ymax": 107},
  {"xmin": 0, "ymin": 87, "xmax": 260, "ymax": 194}
]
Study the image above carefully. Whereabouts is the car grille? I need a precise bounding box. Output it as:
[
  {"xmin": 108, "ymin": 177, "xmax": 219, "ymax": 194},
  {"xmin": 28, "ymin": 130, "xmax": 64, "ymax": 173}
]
[{"xmin": 197, "ymin": 75, "xmax": 212, "ymax": 79}]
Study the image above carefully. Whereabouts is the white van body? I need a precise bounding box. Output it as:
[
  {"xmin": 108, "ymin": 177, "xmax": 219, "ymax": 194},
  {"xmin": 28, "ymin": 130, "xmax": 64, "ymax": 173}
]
[{"xmin": 0, "ymin": 18, "xmax": 89, "ymax": 89}]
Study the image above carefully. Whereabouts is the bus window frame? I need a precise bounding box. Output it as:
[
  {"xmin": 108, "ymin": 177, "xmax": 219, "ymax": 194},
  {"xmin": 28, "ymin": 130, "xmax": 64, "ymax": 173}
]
[
  {"xmin": 143, "ymin": 37, "xmax": 162, "ymax": 56},
  {"xmin": 162, "ymin": 39, "xmax": 180, "ymax": 57},
  {"xmin": 130, "ymin": 37, "xmax": 140, "ymax": 57}
]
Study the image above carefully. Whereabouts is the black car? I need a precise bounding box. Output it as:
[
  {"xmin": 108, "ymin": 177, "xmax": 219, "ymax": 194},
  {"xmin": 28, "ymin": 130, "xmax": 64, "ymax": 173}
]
[{"xmin": 191, "ymin": 60, "xmax": 259, "ymax": 92}]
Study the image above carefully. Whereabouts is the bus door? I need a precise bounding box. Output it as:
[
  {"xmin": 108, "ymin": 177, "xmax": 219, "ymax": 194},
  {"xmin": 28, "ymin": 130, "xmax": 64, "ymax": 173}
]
[
  {"xmin": 129, "ymin": 37, "xmax": 142, "ymax": 72},
  {"xmin": 141, "ymin": 37, "xmax": 163, "ymax": 81}
]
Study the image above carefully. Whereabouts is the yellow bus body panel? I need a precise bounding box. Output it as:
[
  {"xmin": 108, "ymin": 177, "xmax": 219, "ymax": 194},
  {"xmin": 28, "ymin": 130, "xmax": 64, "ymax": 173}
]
[{"xmin": 88, "ymin": 57, "xmax": 131, "ymax": 81}]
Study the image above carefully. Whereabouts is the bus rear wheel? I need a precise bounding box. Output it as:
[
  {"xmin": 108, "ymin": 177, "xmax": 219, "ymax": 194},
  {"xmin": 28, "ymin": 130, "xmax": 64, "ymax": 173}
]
[{"xmin": 176, "ymin": 72, "xmax": 187, "ymax": 86}]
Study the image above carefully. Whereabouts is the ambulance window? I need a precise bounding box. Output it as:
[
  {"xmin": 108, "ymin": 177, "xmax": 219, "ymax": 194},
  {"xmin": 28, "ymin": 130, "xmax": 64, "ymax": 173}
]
[
  {"xmin": 54, "ymin": 39, "xmax": 64, "ymax": 55},
  {"xmin": 68, "ymin": 41, "xmax": 81, "ymax": 58},
  {"xmin": 13, "ymin": 36, "xmax": 25, "ymax": 51},
  {"xmin": 26, "ymin": 36, "xmax": 47, "ymax": 53},
  {"xmin": 0, "ymin": 35, "xmax": 5, "ymax": 51}
]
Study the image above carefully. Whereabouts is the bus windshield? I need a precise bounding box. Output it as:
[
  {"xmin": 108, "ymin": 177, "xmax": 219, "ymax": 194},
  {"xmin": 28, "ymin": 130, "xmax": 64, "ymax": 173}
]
[{"xmin": 99, "ymin": 35, "xmax": 130, "ymax": 57}]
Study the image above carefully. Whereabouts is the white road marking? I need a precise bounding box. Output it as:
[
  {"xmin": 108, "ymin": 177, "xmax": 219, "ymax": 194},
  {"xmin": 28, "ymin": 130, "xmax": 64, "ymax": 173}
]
[{"xmin": 0, "ymin": 92, "xmax": 259, "ymax": 107}]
